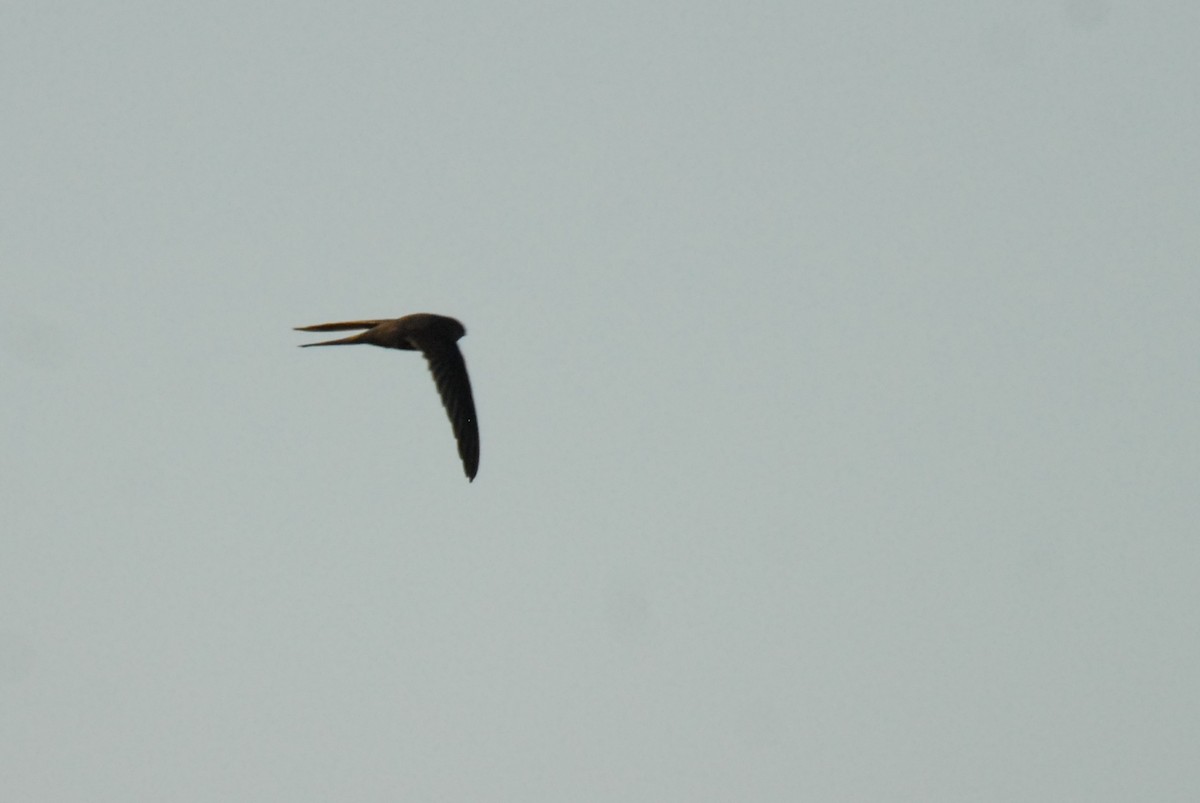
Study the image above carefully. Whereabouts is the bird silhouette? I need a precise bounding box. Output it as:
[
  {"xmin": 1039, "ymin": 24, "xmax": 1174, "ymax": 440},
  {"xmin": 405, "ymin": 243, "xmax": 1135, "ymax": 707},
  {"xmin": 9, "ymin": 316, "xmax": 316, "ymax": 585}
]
[{"xmin": 295, "ymin": 314, "xmax": 479, "ymax": 481}]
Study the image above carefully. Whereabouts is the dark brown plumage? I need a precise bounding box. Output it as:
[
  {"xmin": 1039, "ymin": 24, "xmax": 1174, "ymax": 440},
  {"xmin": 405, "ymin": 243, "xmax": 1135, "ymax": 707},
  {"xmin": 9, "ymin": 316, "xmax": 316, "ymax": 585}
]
[{"xmin": 295, "ymin": 314, "xmax": 479, "ymax": 481}]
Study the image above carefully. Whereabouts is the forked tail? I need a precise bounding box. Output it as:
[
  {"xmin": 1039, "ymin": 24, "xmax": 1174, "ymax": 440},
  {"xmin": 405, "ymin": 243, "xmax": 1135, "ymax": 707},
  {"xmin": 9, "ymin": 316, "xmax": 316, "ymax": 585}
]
[{"xmin": 294, "ymin": 319, "xmax": 385, "ymax": 347}]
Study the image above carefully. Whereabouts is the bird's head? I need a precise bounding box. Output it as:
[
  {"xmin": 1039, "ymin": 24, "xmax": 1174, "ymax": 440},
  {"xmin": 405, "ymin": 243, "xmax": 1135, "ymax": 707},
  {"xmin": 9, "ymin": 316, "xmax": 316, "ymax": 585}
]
[{"xmin": 421, "ymin": 314, "xmax": 467, "ymax": 341}]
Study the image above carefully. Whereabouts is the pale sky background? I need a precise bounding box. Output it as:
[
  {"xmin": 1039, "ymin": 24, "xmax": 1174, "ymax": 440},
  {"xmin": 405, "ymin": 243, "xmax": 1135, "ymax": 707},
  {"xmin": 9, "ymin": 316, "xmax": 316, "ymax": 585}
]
[{"xmin": 3, "ymin": 2, "xmax": 1198, "ymax": 800}]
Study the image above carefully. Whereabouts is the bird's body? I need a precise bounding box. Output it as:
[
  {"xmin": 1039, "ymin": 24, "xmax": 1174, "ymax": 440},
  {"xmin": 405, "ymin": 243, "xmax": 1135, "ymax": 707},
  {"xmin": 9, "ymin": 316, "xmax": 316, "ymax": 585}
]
[{"xmin": 295, "ymin": 313, "xmax": 479, "ymax": 481}]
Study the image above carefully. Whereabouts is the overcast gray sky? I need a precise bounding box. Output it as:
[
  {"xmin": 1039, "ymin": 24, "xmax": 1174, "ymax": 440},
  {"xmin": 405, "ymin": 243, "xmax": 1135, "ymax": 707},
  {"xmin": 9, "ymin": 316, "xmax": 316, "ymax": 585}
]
[{"xmin": 3, "ymin": 1, "xmax": 1198, "ymax": 800}]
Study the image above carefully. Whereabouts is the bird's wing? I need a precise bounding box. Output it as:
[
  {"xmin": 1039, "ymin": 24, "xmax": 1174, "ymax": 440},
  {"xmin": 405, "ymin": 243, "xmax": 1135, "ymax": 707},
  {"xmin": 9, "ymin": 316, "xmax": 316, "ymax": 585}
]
[
  {"xmin": 294, "ymin": 320, "xmax": 389, "ymax": 332},
  {"xmin": 416, "ymin": 340, "xmax": 480, "ymax": 481}
]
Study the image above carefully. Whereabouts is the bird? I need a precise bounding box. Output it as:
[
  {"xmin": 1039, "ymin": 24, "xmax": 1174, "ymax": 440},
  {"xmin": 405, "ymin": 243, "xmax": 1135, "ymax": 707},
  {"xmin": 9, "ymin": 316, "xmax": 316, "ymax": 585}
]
[{"xmin": 295, "ymin": 313, "xmax": 479, "ymax": 481}]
